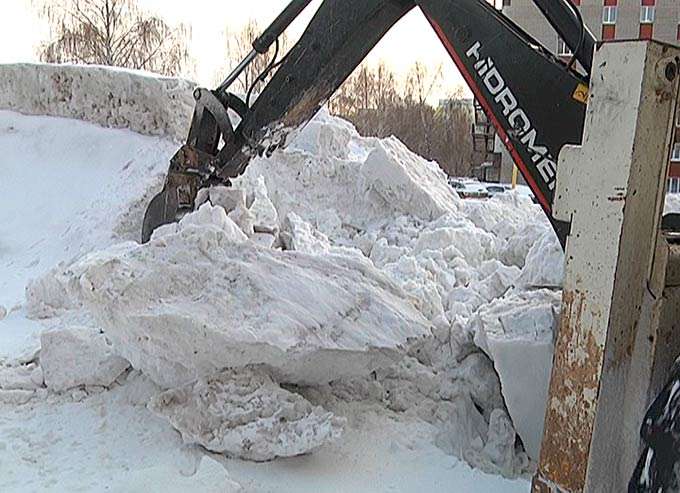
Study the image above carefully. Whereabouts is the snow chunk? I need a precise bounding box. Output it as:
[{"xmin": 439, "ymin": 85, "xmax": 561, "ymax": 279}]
[
  {"xmin": 249, "ymin": 176, "xmax": 279, "ymax": 231},
  {"xmin": 40, "ymin": 326, "xmax": 130, "ymax": 392},
  {"xmin": 149, "ymin": 368, "xmax": 344, "ymax": 461},
  {"xmin": 250, "ymin": 232, "xmax": 277, "ymax": 249},
  {"xmin": 288, "ymin": 107, "xmax": 359, "ymax": 160},
  {"xmin": 414, "ymin": 221, "xmax": 496, "ymax": 267},
  {"xmin": 25, "ymin": 242, "xmax": 138, "ymax": 318},
  {"xmin": 466, "ymin": 409, "xmax": 528, "ymax": 477},
  {"xmin": 515, "ymin": 230, "xmax": 564, "ymax": 288},
  {"xmin": 280, "ymin": 212, "xmax": 360, "ymax": 258},
  {"xmin": 196, "ymin": 186, "xmax": 246, "ymax": 214},
  {"xmin": 471, "ymin": 289, "xmax": 561, "ymax": 460},
  {"xmin": 474, "ymin": 261, "xmax": 521, "ymax": 302},
  {"xmin": 359, "ymin": 138, "xmax": 459, "ymax": 221},
  {"xmin": 228, "ymin": 205, "xmax": 256, "ymax": 237},
  {"xmin": 179, "ymin": 203, "xmax": 248, "ymax": 242},
  {"xmin": 501, "ymin": 223, "xmax": 550, "ymax": 268},
  {"xmin": 77, "ymin": 213, "xmax": 431, "ymax": 388},
  {"xmin": 0, "ymin": 362, "xmax": 43, "ymax": 390},
  {"xmin": 281, "ymin": 212, "xmax": 333, "ymax": 254},
  {"xmin": 0, "ymin": 389, "xmax": 38, "ymax": 405}
]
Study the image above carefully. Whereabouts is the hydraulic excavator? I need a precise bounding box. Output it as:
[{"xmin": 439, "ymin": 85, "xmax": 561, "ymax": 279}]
[
  {"xmin": 140, "ymin": 1, "xmax": 680, "ymax": 491},
  {"xmin": 141, "ymin": 0, "xmax": 594, "ymax": 246}
]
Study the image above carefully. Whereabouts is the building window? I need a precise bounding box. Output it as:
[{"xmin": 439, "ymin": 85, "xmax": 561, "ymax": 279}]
[
  {"xmin": 603, "ymin": 6, "xmax": 617, "ymax": 25},
  {"xmin": 557, "ymin": 38, "xmax": 572, "ymax": 56},
  {"xmin": 672, "ymin": 143, "xmax": 680, "ymax": 162},
  {"xmin": 502, "ymin": 0, "xmax": 511, "ymax": 6},
  {"xmin": 640, "ymin": 6, "xmax": 655, "ymax": 24},
  {"xmin": 669, "ymin": 177, "xmax": 680, "ymax": 194}
]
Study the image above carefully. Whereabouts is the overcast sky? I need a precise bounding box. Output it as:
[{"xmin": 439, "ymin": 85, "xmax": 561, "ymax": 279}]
[{"xmin": 0, "ymin": 0, "xmax": 476, "ymax": 101}]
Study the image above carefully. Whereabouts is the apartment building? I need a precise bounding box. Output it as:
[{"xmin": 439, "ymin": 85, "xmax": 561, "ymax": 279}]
[{"xmin": 492, "ymin": 0, "xmax": 680, "ymax": 187}]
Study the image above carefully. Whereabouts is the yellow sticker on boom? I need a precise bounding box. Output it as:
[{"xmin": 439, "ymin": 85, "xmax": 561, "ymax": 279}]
[{"xmin": 573, "ymin": 83, "xmax": 589, "ymax": 104}]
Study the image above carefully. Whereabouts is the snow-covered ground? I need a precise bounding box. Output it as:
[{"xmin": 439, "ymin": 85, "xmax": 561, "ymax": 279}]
[{"xmin": 0, "ymin": 65, "xmax": 569, "ymax": 492}]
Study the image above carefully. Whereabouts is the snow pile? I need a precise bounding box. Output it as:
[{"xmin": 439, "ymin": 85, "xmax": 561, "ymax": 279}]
[
  {"xmin": 19, "ymin": 98, "xmax": 565, "ymax": 476},
  {"xmin": 39, "ymin": 202, "xmax": 431, "ymax": 389},
  {"xmin": 0, "ymin": 63, "xmax": 194, "ymax": 141},
  {"xmin": 149, "ymin": 368, "xmax": 344, "ymax": 461},
  {"xmin": 233, "ymin": 109, "xmax": 464, "ymax": 239}
]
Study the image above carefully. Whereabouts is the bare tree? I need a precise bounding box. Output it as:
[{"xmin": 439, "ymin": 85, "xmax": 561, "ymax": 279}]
[
  {"xmin": 403, "ymin": 62, "xmax": 443, "ymax": 157},
  {"xmin": 35, "ymin": 0, "xmax": 190, "ymax": 76},
  {"xmin": 404, "ymin": 62, "xmax": 442, "ymax": 106},
  {"xmin": 434, "ymin": 88, "xmax": 475, "ymax": 177}
]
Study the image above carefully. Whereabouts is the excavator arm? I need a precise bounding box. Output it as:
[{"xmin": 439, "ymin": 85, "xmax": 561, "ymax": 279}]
[{"xmin": 142, "ymin": 0, "xmax": 595, "ymax": 244}]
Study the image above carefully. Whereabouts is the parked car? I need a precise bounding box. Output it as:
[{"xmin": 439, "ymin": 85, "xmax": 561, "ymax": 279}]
[
  {"xmin": 447, "ymin": 178, "xmax": 467, "ymax": 191},
  {"xmin": 448, "ymin": 177, "xmax": 539, "ymax": 201},
  {"xmin": 485, "ymin": 185, "xmax": 508, "ymax": 197}
]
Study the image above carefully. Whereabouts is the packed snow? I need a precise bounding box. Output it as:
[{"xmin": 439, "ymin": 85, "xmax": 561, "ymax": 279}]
[
  {"xmin": 0, "ymin": 64, "xmax": 569, "ymax": 492},
  {"xmin": 0, "ymin": 63, "xmax": 194, "ymax": 141}
]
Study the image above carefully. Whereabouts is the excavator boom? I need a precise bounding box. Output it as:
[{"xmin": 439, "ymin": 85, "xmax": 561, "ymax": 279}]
[{"xmin": 142, "ymin": 0, "xmax": 595, "ymax": 244}]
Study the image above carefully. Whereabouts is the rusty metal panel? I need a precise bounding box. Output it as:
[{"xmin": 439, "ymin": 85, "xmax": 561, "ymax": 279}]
[
  {"xmin": 532, "ymin": 40, "xmax": 680, "ymax": 492},
  {"xmin": 534, "ymin": 291, "xmax": 603, "ymax": 492}
]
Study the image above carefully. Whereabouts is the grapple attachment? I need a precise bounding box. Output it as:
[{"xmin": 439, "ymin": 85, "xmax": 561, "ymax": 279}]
[
  {"xmin": 141, "ymin": 0, "xmax": 314, "ymax": 243},
  {"xmin": 141, "ymin": 88, "xmax": 242, "ymax": 243}
]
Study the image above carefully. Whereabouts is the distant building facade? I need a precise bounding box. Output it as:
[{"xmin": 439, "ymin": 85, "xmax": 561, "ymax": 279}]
[{"xmin": 485, "ymin": 0, "xmax": 680, "ymax": 187}]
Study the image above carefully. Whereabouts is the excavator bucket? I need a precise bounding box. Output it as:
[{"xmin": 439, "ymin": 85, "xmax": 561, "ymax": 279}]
[
  {"xmin": 141, "ymin": 186, "xmax": 178, "ymax": 243},
  {"xmin": 141, "ymin": 87, "xmax": 241, "ymax": 243}
]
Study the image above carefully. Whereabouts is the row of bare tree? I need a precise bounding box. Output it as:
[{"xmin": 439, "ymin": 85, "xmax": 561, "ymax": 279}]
[
  {"xmin": 34, "ymin": 0, "xmax": 190, "ymax": 76},
  {"xmin": 35, "ymin": 0, "xmax": 474, "ymax": 177},
  {"xmin": 328, "ymin": 63, "xmax": 473, "ymax": 177}
]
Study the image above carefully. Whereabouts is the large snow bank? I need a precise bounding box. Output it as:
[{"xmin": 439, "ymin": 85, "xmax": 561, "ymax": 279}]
[
  {"xmin": 24, "ymin": 105, "xmax": 563, "ymax": 469},
  {"xmin": 11, "ymin": 64, "xmax": 566, "ymax": 479},
  {"xmin": 0, "ymin": 63, "xmax": 194, "ymax": 141}
]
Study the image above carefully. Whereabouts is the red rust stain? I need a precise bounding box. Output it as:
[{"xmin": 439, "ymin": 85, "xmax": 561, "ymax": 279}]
[{"xmin": 533, "ymin": 290, "xmax": 604, "ymax": 493}]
